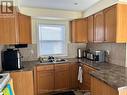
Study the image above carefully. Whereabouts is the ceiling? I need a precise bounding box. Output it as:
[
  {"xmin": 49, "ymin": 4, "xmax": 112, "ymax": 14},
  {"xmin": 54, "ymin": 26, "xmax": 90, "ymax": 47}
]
[{"xmin": 20, "ymin": 0, "xmax": 101, "ymax": 11}]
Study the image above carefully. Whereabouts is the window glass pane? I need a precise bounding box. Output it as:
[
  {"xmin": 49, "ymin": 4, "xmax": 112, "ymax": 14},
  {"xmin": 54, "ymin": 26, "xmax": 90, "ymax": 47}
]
[
  {"xmin": 38, "ymin": 24, "xmax": 66, "ymax": 56},
  {"xmin": 39, "ymin": 25, "xmax": 64, "ymax": 41},
  {"xmin": 39, "ymin": 41, "xmax": 64, "ymax": 55}
]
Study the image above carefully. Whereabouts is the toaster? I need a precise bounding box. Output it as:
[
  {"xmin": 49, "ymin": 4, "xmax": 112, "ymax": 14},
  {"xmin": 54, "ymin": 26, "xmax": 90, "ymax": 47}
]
[
  {"xmin": 92, "ymin": 50, "xmax": 106, "ymax": 62},
  {"xmin": 86, "ymin": 52, "xmax": 94, "ymax": 61}
]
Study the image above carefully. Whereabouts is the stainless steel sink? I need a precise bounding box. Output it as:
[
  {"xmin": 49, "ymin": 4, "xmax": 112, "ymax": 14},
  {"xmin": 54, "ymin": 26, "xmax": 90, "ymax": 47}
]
[{"xmin": 39, "ymin": 57, "xmax": 68, "ymax": 64}]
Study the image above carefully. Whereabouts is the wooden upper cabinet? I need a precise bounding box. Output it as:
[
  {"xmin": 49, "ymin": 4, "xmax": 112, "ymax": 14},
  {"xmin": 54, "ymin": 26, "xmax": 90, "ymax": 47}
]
[
  {"xmin": 18, "ymin": 13, "xmax": 32, "ymax": 44},
  {"xmin": 87, "ymin": 4, "xmax": 127, "ymax": 43},
  {"xmin": 0, "ymin": 15, "xmax": 18, "ymax": 44},
  {"xmin": 104, "ymin": 4, "xmax": 127, "ymax": 43},
  {"xmin": 70, "ymin": 20, "xmax": 76, "ymax": 42},
  {"xmin": 94, "ymin": 11, "xmax": 104, "ymax": 42},
  {"xmin": 116, "ymin": 4, "xmax": 127, "ymax": 43},
  {"xmin": 87, "ymin": 15, "xmax": 94, "ymax": 43},
  {"xmin": 104, "ymin": 5, "xmax": 116, "ymax": 42},
  {"xmin": 0, "ymin": 7, "xmax": 31, "ymax": 44},
  {"xmin": 70, "ymin": 18, "xmax": 87, "ymax": 43}
]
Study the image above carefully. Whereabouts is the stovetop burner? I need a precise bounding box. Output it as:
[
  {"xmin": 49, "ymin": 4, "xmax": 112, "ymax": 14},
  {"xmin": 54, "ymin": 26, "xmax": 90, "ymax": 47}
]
[{"xmin": 0, "ymin": 76, "xmax": 3, "ymax": 79}]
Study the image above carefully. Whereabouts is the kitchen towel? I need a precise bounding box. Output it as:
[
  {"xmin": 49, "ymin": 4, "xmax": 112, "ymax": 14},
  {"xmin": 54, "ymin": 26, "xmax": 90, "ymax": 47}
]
[{"xmin": 78, "ymin": 66, "xmax": 83, "ymax": 83}]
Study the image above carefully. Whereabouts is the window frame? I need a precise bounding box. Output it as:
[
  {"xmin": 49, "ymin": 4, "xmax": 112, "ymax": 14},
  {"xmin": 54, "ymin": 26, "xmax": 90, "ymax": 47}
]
[{"xmin": 37, "ymin": 23, "xmax": 68, "ymax": 57}]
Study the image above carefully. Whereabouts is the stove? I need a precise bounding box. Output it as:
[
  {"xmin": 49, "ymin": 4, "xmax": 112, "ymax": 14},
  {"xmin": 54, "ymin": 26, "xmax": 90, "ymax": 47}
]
[{"xmin": 0, "ymin": 73, "xmax": 10, "ymax": 92}]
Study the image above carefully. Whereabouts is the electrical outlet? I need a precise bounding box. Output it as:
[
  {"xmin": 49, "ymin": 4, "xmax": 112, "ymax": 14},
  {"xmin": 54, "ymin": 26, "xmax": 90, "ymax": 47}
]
[
  {"xmin": 106, "ymin": 50, "xmax": 110, "ymax": 56},
  {"xmin": 30, "ymin": 49, "xmax": 34, "ymax": 55}
]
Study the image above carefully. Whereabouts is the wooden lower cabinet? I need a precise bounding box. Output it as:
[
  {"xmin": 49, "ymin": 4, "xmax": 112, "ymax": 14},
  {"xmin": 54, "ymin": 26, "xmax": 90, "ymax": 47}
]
[
  {"xmin": 54, "ymin": 63, "xmax": 70, "ymax": 91},
  {"xmin": 80, "ymin": 64, "xmax": 96, "ymax": 91},
  {"xmin": 35, "ymin": 63, "xmax": 73, "ymax": 95},
  {"xmin": 69, "ymin": 63, "xmax": 78, "ymax": 89},
  {"xmin": 37, "ymin": 71, "xmax": 54, "ymax": 95},
  {"xmin": 54, "ymin": 63, "xmax": 78, "ymax": 90},
  {"xmin": 36, "ymin": 65, "xmax": 54, "ymax": 95},
  {"xmin": 91, "ymin": 76, "xmax": 118, "ymax": 95},
  {"xmin": 10, "ymin": 71, "xmax": 34, "ymax": 95},
  {"xmin": 55, "ymin": 71, "xmax": 69, "ymax": 90}
]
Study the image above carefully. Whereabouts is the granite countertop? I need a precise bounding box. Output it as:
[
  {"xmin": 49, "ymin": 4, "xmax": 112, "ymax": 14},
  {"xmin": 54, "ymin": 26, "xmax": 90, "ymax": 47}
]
[
  {"xmin": 79, "ymin": 59, "xmax": 127, "ymax": 91},
  {"xmin": 4, "ymin": 58, "xmax": 127, "ymax": 91},
  {"xmin": 2, "ymin": 58, "xmax": 78, "ymax": 73}
]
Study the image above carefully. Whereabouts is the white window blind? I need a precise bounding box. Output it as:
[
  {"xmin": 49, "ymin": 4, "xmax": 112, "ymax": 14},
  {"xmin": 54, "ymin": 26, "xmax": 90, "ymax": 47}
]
[{"xmin": 38, "ymin": 24, "xmax": 67, "ymax": 56}]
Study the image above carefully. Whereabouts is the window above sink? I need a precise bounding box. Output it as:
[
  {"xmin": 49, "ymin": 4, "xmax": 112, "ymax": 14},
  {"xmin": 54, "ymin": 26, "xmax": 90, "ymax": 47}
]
[{"xmin": 37, "ymin": 24, "xmax": 67, "ymax": 57}]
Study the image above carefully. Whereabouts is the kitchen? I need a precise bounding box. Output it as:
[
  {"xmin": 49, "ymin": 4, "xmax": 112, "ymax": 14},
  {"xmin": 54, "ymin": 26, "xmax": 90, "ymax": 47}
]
[{"xmin": 0, "ymin": 0, "xmax": 127, "ymax": 95}]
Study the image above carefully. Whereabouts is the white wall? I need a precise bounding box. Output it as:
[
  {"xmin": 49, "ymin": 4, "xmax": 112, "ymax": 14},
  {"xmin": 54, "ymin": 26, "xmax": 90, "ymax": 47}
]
[
  {"xmin": 119, "ymin": 0, "xmax": 127, "ymax": 2},
  {"xmin": 20, "ymin": 7, "xmax": 82, "ymax": 20},
  {"xmin": 83, "ymin": 0, "xmax": 127, "ymax": 17},
  {"xmin": 83, "ymin": 0, "xmax": 118, "ymax": 17}
]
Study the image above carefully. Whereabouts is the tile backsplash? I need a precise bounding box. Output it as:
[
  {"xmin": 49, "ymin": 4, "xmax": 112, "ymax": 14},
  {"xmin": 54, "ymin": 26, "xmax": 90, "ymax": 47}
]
[
  {"xmin": 0, "ymin": 43, "xmax": 126, "ymax": 68},
  {"xmin": 19, "ymin": 43, "xmax": 127, "ymax": 67},
  {"xmin": 19, "ymin": 43, "xmax": 87, "ymax": 61},
  {"xmin": 86, "ymin": 43, "xmax": 126, "ymax": 67}
]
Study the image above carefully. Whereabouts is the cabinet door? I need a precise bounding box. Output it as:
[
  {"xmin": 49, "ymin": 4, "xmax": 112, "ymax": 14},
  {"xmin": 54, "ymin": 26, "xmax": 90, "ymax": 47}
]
[
  {"xmin": 10, "ymin": 71, "xmax": 34, "ymax": 95},
  {"xmin": 37, "ymin": 71, "xmax": 54, "ymax": 95},
  {"xmin": 91, "ymin": 76, "xmax": 118, "ymax": 95},
  {"xmin": 55, "ymin": 71, "xmax": 69, "ymax": 90},
  {"xmin": 55, "ymin": 64, "xmax": 69, "ymax": 90},
  {"xmin": 69, "ymin": 63, "xmax": 78, "ymax": 89},
  {"xmin": 81, "ymin": 65, "xmax": 96, "ymax": 91},
  {"xmin": 36, "ymin": 65, "xmax": 54, "ymax": 95},
  {"xmin": 18, "ymin": 13, "xmax": 32, "ymax": 44},
  {"xmin": 70, "ymin": 19, "xmax": 87, "ymax": 43},
  {"xmin": 88, "ymin": 16, "xmax": 94, "ymax": 43},
  {"xmin": 70, "ymin": 20, "xmax": 76, "ymax": 42},
  {"xmin": 0, "ymin": 15, "xmax": 18, "ymax": 44},
  {"xmin": 76, "ymin": 19, "xmax": 87, "ymax": 43},
  {"xmin": 94, "ymin": 11, "xmax": 104, "ymax": 42},
  {"xmin": 104, "ymin": 5, "xmax": 116, "ymax": 42}
]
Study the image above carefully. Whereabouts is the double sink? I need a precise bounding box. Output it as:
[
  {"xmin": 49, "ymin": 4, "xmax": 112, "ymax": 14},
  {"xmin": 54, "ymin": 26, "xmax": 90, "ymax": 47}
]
[{"xmin": 39, "ymin": 56, "xmax": 68, "ymax": 64}]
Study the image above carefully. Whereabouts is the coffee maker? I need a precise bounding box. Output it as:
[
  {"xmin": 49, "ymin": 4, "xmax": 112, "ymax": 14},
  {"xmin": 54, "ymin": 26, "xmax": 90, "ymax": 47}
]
[{"xmin": 1, "ymin": 49, "xmax": 23, "ymax": 71}]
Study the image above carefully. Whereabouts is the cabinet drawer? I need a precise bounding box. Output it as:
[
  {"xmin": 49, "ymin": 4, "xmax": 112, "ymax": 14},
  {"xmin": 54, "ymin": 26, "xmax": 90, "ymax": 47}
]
[
  {"xmin": 37, "ymin": 65, "xmax": 54, "ymax": 71},
  {"xmin": 69, "ymin": 63, "xmax": 78, "ymax": 71},
  {"xmin": 55, "ymin": 64, "xmax": 69, "ymax": 72},
  {"xmin": 83, "ymin": 65, "xmax": 96, "ymax": 71}
]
